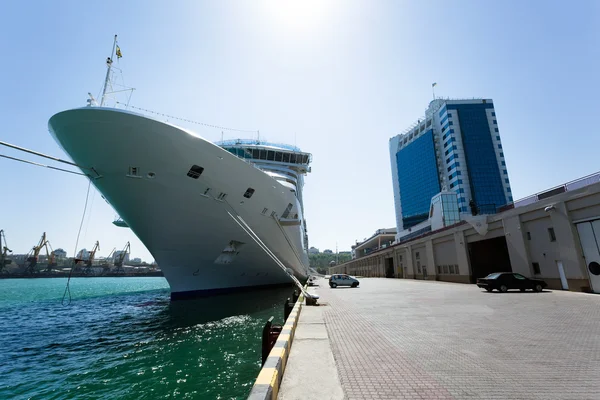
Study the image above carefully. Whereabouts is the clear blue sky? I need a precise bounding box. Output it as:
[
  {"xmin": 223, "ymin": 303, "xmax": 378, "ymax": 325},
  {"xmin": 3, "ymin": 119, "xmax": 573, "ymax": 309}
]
[{"xmin": 1, "ymin": 1, "xmax": 599, "ymax": 261}]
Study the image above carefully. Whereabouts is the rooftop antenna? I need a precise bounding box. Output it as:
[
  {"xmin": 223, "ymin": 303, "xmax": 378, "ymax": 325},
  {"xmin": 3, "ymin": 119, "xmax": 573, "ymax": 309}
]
[
  {"xmin": 432, "ymin": 82, "xmax": 437, "ymax": 100},
  {"xmin": 100, "ymin": 35, "xmax": 118, "ymax": 107},
  {"xmin": 257, "ymin": 130, "xmax": 260, "ymax": 144}
]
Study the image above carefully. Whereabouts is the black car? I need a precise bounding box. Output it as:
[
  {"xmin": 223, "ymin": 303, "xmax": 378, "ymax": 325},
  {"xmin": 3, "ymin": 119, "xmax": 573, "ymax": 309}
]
[{"xmin": 477, "ymin": 272, "xmax": 548, "ymax": 293}]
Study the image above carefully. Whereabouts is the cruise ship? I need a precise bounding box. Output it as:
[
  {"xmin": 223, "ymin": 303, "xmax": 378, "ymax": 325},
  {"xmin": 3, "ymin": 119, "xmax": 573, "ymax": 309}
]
[{"xmin": 47, "ymin": 39, "xmax": 311, "ymax": 299}]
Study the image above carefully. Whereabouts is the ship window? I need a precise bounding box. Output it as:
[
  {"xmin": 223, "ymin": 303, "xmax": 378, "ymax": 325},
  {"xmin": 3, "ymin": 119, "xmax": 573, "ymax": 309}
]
[
  {"xmin": 283, "ymin": 152, "xmax": 290, "ymax": 163},
  {"xmin": 187, "ymin": 165, "xmax": 204, "ymax": 179},
  {"xmin": 303, "ymin": 155, "xmax": 309, "ymax": 164},
  {"xmin": 282, "ymin": 203, "xmax": 293, "ymax": 218},
  {"xmin": 243, "ymin": 188, "xmax": 255, "ymax": 198},
  {"xmin": 259, "ymin": 150, "xmax": 267, "ymax": 160},
  {"xmin": 262, "ymin": 208, "xmax": 268, "ymax": 214},
  {"xmin": 267, "ymin": 151, "xmax": 275, "ymax": 161},
  {"xmin": 129, "ymin": 166, "xmax": 139, "ymax": 176},
  {"xmin": 290, "ymin": 154, "xmax": 297, "ymax": 164},
  {"xmin": 217, "ymin": 193, "xmax": 227, "ymax": 200},
  {"xmin": 204, "ymin": 188, "xmax": 211, "ymax": 195},
  {"xmin": 252, "ymin": 149, "xmax": 260, "ymax": 159},
  {"xmin": 275, "ymin": 152, "xmax": 283, "ymax": 162},
  {"xmin": 271, "ymin": 211, "xmax": 277, "ymax": 217}
]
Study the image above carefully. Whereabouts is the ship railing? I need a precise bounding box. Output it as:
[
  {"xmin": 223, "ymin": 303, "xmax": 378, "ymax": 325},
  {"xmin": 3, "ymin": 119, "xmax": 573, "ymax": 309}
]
[{"xmin": 215, "ymin": 139, "xmax": 301, "ymax": 152}]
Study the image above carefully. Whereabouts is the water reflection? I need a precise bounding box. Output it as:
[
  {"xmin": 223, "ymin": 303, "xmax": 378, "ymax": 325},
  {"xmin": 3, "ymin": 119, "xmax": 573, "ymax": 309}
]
[{"xmin": 165, "ymin": 286, "xmax": 295, "ymax": 328}]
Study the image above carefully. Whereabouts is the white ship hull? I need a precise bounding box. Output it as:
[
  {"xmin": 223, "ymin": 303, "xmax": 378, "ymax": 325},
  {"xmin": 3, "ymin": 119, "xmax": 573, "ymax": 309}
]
[{"xmin": 48, "ymin": 108, "xmax": 309, "ymax": 299}]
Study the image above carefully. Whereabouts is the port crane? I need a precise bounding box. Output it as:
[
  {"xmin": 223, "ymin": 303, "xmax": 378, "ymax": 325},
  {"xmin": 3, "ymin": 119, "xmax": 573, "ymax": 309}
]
[
  {"xmin": 0, "ymin": 230, "xmax": 12, "ymax": 273},
  {"xmin": 76, "ymin": 241, "xmax": 100, "ymax": 275},
  {"xmin": 113, "ymin": 242, "xmax": 130, "ymax": 274},
  {"xmin": 101, "ymin": 247, "xmax": 116, "ymax": 274},
  {"xmin": 44, "ymin": 241, "xmax": 58, "ymax": 273},
  {"xmin": 24, "ymin": 232, "xmax": 56, "ymax": 274}
]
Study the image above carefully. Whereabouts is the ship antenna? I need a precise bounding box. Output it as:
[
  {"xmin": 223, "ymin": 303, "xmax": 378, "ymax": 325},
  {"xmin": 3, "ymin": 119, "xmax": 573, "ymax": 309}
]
[{"xmin": 100, "ymin": 35, "xmax": 118, "ymax": 107}]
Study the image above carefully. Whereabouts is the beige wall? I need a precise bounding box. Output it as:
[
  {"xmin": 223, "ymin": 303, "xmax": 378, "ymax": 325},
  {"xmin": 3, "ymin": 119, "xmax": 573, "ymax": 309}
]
[
  {"xmin": 522, "ymin": 215, "xmax": 559, "ymax": 278},
  {"xmin": 411, "ymin": 245, "xmax": 427, "ymax": 278},
  {"xmin": 328, "ymin": 181, "xmax": 600, "ymax": 293},
  {"xmin": 503, "ymin": 215, "xmax": 530, "ymax": 276},
  {"xmin": 433, "ymin": 238, "xmax": 458, "ymax": 277}
]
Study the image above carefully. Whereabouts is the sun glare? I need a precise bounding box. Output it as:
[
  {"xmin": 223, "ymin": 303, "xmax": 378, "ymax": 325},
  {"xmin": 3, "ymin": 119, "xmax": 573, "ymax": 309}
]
[{"xmin": 265, "ymin": 0, "xmax": 334, "ymax": 32}]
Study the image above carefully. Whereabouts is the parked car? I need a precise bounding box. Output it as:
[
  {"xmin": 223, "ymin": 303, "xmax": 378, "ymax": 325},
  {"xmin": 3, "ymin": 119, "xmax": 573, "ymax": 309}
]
[
  {"xmin": 329, "ymin": 274, "xmax": 359, "ymax": 288},
  {"xmin": 477, "ymin": 272, "xmax": 547, "ymax": 292}
]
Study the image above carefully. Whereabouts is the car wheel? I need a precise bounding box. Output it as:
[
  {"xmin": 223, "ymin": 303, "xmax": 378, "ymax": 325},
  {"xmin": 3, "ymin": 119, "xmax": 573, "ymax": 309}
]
[
  {"xmin": 534, "ymin": 284, "xmax": 543, "ymax": 292},
  {"xmin": 331, "ymin": 283, "xmax": 337, "ymax": 288},
  {"xmin": 485, "ymin": 288, "xmax": 493, "ymax": 292},
  {"xmin": 351, "ymin": 282, "xmax": 358, "ymax": 288},
  {"xmin": 499, "ymin": 285, "xmax": 508, "ymax": 293}
]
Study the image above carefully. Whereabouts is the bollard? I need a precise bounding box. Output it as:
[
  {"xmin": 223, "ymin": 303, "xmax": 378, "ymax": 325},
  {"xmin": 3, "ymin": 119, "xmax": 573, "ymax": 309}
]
[
  {"xmin": 284, "ymin": 297, "xmax": 294, "ymax": 320},
  {"xmin": 261, "ymin": 316, "xmax": 282, "ymax": 365},
  {"xmin": 305, "ymin": 295, "xmax": 318, "ymax": 306}
]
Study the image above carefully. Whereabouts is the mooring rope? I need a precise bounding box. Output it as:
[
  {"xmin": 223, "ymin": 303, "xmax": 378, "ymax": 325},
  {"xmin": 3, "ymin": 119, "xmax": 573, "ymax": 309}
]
[
  {"xmin": 0, "ymin": 140, "xmax": 90, "ymax": 169},
  {"xmin": 61, "ymin": 180, "xmax": 92, "ymax": 306},
  {"xmin": 0, "ymin": 153, "xmax": 86, "ymax": 176}
]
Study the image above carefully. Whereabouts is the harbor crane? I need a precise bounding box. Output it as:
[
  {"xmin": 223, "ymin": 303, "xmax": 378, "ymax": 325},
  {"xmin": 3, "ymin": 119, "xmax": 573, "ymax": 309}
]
[
  {"xmin": 113, "ymin": 242, "xmax": 130, "ymax": 274},
  {"xmin": 0, "ymin": 230, "xmax": 12, "ymax": 273},
  {"xmin": 101, "ymin": 247, "xmax": 116, "ymax": 274},
  {"xmin": 24, "ymin": 232, "xmax": 56, "ymax": 274},
  {"xmin": 76, "ymin": 241, "xmax": 100, "ymax": 275},
  {"xmin": 44, "ymin": 241, "xmax": 58, "ymax": 273}
]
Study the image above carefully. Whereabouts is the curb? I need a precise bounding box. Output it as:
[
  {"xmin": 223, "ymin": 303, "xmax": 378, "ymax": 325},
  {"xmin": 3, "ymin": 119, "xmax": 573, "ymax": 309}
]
[{"xmin": 247, "ymin": 290, "xmax": 305, "ymax": 400}]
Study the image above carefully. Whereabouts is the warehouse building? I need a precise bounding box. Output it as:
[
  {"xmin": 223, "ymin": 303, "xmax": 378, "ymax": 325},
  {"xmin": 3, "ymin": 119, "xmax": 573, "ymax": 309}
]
[{"xmin": 330, "ymin": 172, "xmax": 600, "ymax": 293}]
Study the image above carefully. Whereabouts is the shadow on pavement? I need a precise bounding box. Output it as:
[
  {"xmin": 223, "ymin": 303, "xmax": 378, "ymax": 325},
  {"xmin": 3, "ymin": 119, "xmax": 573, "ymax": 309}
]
[{"xmin": 481, "ymin": 290, "xmax": 552, "ymax": 294}]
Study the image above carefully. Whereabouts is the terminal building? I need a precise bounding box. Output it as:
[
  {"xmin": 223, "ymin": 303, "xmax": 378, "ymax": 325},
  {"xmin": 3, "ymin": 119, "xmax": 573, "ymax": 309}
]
[
  {"xmin": 389, "ymin": 99, "xmax": 511, "ymax": 241},
  {"xmin": 330, "ymin": 171, "xmax": 600, "ymax": 293},
  {"xmin": 331, "ymin": 98, "xmax": 600, "ymax": 293},
  {"xmin": 351, "ymin": 228, "xmax": 396, "ymax": 259}
]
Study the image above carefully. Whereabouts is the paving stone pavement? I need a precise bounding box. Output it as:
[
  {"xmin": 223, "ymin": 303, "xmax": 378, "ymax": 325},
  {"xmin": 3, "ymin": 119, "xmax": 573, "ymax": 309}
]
[{"xmin": 316, "ymin": 277, "xmax": 600, "ymax": 400}]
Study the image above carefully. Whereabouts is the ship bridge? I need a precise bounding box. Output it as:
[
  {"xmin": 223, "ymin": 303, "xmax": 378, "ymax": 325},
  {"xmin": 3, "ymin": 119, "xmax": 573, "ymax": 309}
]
[{"xmin": 216, "ymin": 139, "xmax": 312, "ymax": 175}]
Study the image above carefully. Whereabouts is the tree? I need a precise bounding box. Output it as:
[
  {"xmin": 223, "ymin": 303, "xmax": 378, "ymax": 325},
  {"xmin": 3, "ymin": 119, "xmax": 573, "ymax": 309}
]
[{"xmin": 309, "ymin": 252, "xmax": 352, "ymax": 274}]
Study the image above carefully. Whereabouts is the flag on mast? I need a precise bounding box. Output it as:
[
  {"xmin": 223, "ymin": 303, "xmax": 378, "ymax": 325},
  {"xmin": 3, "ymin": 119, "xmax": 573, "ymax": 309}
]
[
  {"xmin": 116, "ymin": 45, "xmax": 123, "ymax": 59},
  {"xmin": 432, "ymin": 82, "xmax": 437, "ymax": 87}
]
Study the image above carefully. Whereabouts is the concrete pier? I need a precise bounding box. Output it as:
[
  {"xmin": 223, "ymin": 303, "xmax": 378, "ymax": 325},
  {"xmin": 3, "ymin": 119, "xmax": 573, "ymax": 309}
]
[
  {"xmin": 278, "ymin": 286, "xmax": 344, "ymax": 399},
  {"xmin": 277, "ymin": 277, "xmax": 600, "ymax": 400}
]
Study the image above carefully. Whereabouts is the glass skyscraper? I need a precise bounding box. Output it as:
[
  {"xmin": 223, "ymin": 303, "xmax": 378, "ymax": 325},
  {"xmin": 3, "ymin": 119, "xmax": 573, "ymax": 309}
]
[{"xmin": 389, "ymin": 99, "xmax": 512, "ymax": 233}]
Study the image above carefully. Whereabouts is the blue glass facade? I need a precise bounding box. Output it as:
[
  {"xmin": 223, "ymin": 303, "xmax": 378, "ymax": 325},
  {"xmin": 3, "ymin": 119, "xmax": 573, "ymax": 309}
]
[
  {"xmin": 396, "ymin": 130, "xmax": 440, "ymax": 228},
  {"xmin": 447, "ymin": 103, "xmax": 507, "ymax": 210}
]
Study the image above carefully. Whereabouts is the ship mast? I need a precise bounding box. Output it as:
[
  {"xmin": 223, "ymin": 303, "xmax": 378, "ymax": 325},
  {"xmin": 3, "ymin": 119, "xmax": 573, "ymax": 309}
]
[{"xmin": 100, "ymin": 35, "xmax": 118, "ymax": 107}]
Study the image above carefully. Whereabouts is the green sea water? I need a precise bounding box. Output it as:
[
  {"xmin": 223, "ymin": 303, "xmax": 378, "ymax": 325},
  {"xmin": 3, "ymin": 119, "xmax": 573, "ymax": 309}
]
[{"xmin": 0, "ymin": 277, "xmax": 290, "ymax": 399}]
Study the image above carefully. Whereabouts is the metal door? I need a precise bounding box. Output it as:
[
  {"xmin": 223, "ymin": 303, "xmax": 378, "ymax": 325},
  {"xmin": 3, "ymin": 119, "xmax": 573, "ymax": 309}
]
[{"xmin": 576, "ymin": 221, "xmax": 600, "ymax": 293}]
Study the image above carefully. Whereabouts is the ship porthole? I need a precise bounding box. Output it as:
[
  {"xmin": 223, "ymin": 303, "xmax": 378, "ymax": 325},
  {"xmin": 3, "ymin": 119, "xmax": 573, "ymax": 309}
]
[{"xmin": 147, "ymin": 172, "xmax": 156, "ymax": 179}]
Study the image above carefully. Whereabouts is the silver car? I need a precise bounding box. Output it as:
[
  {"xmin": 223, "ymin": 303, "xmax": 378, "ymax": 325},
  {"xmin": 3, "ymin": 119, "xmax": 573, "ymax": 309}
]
[{"xmin": 329, "ymin": 274, "xmax": 359, "ymax": 288}]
